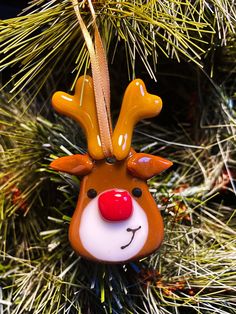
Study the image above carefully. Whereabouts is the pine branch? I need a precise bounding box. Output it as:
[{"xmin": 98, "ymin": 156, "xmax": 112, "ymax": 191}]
[{"xmin": 0, "ymin": 0, "xmax": 235, "ymax": 100}]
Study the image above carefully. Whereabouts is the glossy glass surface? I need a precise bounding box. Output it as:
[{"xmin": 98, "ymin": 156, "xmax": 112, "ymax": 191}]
[{"xmin": 112, "ymin": 79, "xmax": 162, "ymax": 160}]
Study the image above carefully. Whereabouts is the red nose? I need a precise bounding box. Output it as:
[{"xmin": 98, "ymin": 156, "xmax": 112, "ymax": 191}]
[{"xmin": 98, "ymin": 189, "xmax": 133, "ymax": 221}]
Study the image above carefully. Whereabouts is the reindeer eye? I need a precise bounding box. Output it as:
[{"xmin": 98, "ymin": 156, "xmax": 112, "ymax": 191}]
[
  {"xmin": 87, "ymin": 189, "xmax": 97, "ymax": 199},
  {"xmin": 132, "ymin": 188, "xmax": 142, "ymax": 197}
]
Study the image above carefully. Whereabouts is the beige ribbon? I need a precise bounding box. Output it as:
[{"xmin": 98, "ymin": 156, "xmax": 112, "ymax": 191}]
[{"xmin": 71, "ymin": 0, "xmax": 113, "ymax": 157}]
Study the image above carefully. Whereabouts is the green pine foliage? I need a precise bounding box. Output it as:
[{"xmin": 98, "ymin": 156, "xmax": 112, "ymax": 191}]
[
  {"xmin": 0, "ymin": 1, "xmax": 236, "ymax": 313},
  {"xmin": 0, "ymin": 0, "xmax": 236, "ymax": 100},
  {"xmin": 0, "ymin": 71, "xmax": 236, "ymax": 313}
]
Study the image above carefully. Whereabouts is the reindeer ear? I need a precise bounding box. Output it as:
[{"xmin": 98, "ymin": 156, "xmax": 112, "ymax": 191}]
[
  {"xmin": 50, "ymin": 154, "xmax": 93, "ymax": 176},
  {"xmin": 127, "ymin": 153, "xmax": 173, "ymax": 180}
]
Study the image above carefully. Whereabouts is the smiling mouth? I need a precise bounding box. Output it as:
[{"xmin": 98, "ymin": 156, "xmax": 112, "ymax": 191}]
[{"xmin": 120, "ymin": 226, "xmax": 141, "ymax": 250}]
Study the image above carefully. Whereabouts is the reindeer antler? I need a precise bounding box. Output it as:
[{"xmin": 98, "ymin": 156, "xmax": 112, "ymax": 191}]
[
  {"xmin": 52, "ymin": 75, "xmax": 104, "ymax": 160},
  {"xmin": 112, "ymin": 79, "xmax": 162, "ymax": 160}
]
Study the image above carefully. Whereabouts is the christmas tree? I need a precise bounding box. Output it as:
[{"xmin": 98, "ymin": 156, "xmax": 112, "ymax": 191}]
[{"xmin": 0, "ymin": 1, "xmax": 236, "ymax": 313}]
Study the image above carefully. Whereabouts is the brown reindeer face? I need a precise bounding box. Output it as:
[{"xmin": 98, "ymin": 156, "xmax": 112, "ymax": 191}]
[{"xmin": 50, "ymin": 76, "xmax": 172, "ymax": 263}]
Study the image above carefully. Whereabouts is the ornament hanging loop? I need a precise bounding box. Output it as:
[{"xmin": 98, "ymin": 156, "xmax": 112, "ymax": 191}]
[{"xmin": 71, "ymin": 0, "xmax": 113, "ymax": 158}]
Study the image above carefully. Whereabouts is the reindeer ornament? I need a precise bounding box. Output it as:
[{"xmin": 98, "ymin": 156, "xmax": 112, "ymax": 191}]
[{"xmin": 50, "ymin": 75, "xmax": 172, "ymax": 263}]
